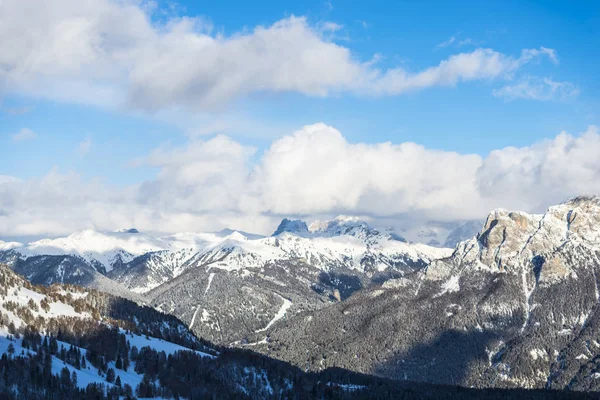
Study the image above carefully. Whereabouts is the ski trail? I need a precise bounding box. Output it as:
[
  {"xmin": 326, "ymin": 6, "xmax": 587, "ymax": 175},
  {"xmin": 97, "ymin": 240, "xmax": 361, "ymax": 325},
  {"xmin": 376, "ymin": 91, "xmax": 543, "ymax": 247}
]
[
  {"xmin": 204, "ymin": 272, "xmax": 215, "ymax": 296},
  {"xmin": 255, "ymin": 293, "xmax": 292, "ymax": 333},
  {"xmin": 189, "ymin": 307, "xmax": 200, "ymax": 329},
  {"xmin": 190, "ymin": 273, "xmax": 216, "ymax": 330}
]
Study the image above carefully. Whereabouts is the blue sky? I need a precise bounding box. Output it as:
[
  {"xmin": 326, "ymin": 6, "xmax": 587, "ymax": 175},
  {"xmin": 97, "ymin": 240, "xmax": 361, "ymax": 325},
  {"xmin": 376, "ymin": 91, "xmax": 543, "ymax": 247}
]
[{"xmin": 0, "ymin": 0, "xmax": 599, "ymax": 238}]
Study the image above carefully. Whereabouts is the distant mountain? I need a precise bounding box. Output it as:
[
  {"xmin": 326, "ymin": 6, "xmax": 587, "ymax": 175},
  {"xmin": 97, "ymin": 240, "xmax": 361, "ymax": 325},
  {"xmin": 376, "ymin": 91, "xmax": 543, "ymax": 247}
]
[
  {"xmin": 0, "ymin": 218, "xmax": 449, "ymax": 346},
  {"xmin": 398, "ymin": 219, "xmax": 483, "ymax": 248},
  {"xmin": 3, "ymin": 228, "xmax": 170, "ymax": 273},
  {"xmin": 272, "ymin": 218, "xmax": 309, "ymax": 236},
  {"xmin": 251, "ymin": 197, "xmax": 600, "ymax": 392},
  {"xmin": 142, "ymin": 220, "xmax": 448, "ymax": 345},
  {"xmin": 273, "ymin": 215, "xmax": 409, "ymax": 242}
]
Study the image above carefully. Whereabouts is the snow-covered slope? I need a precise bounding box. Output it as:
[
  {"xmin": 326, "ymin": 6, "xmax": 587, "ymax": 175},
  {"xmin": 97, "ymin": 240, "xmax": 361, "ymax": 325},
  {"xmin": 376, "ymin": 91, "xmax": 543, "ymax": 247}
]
[{"xmin": 183, "ymin": 219, "xmax": 451, "ymax": 275}]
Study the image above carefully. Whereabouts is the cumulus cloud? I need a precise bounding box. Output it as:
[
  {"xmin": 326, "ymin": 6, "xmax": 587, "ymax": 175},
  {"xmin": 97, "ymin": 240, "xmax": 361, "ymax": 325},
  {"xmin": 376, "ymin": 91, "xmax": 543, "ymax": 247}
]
[
  {"xmin": 493, "ymin": 77, "xmax": 579, "ymax": 101},
  {"xmin": 12, "ymin": 128, "xmax": 36, "ymax": 142},
  {"xmin": 1, "ymin": 123, "xmax": 599, "ymax": 238},
  {"xmin": 0, "ymin": 0, "xmax": 558, "ymax": 112},
  {"xmin": 477, "ymin": 126, "xmax": 600, "ymax": 211}
]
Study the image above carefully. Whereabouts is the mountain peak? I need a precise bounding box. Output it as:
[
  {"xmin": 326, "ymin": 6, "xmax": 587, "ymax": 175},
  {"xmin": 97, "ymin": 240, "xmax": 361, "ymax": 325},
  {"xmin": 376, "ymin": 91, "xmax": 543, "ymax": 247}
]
[
  {"xmin": 308, "ymin": 215, "xmax": 370, "ymax": 237},
  {"xmin": 115, "ymin": 228, "xmax": 140, "ymax": 234},
  {"xmin": 272, "ymin": 218, "xmax": 309, "ymax": 236},
  {"xmin": 564, "ymin": 195, "xmax": 600, "ymax": 206}
]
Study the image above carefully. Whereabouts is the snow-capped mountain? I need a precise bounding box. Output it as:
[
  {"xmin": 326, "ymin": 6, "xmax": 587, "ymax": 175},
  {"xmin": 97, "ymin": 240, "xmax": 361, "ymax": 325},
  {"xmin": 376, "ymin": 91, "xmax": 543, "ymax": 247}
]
[
  {"xmin": 257, "ymin": 197, "xmax": 600, "ymax": 392},
  {"xmin": 138, "ymin": 218, "xmax": 451, "ymax": 345},
  {"xmin": 397, "ymin": 219, "xmax": 483, "ymax": 247},
  {"xmin": 273, "ymin": 215, "xmax": 408, "ymax": 242},
  {"xmin": 272, "ymin": 218, "xmax": 309, "ymax": 236},
  {"xmin": 5, "ymin": 228, "xmax": 170, "ymax": 273},
  {"xmin": 1, "ymin": 217, "xmax": 451, "ymax": 295},
  {"xmin": 181, "ymin": 226, "xmax": 449, "ymax": 275},
  {"xmin": 0, "ymin": 216, "xmax": 453, "ymax": 346}
]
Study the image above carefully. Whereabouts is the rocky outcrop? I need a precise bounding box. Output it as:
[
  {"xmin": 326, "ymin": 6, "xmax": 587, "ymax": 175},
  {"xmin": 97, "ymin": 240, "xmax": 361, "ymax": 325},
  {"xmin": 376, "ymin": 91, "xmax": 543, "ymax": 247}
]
[{"xmin": 256, "ymin": 197, "xmax": 600, "ymax": 391}]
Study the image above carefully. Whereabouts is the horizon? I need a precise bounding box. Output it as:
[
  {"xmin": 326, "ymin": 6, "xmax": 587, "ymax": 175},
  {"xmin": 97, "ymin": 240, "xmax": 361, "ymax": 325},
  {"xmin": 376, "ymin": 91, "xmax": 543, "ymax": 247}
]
[{"xmin": 3, "ymin": 194, "xmax": 599, "ymax": 245}]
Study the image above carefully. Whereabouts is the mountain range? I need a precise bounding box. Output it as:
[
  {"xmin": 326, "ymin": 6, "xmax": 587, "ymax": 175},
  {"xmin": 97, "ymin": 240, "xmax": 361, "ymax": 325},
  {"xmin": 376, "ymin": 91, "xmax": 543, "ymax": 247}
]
[{"xmin": 1, "ymin": 197, "xmax": 600, "ymax": 397}]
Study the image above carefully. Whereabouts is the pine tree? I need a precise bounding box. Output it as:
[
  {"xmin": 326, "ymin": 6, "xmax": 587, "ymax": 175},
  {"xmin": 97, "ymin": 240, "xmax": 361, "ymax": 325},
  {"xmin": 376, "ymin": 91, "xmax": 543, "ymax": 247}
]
[
  {"xmin": 115, "ymin": 375, "xmax": 122, "ymax": 387},
  {"xmin": 6, "ymin": 343, "xmax": 14, "ymax": 357},
  {"xmin": 116, "ymin": 355, "xmax": 123, "ymax": 369},
  {"xmin": 71, "ymin": 371, "xmax": 78, "ymax": 388},
  {"xmin": 60, "ymin": 366, "xmax": 71, "ymax": 387},
  {"xmin": 130, "ymin": 346, "xmax": 138, "ymax": 361},
  {"xmin": 106, "ymin": 367, "xmax": 115, "ymax": 383}
]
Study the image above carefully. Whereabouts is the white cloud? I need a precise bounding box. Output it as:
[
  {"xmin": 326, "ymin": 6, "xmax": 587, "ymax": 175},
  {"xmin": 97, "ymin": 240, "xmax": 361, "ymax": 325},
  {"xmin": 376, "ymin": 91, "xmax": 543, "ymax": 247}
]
[
  {"xmin": 476, "ymin": 126, "xmax": 600, "ymax": 212},
  {"xmin": 493, "ymin": 77, "xmax": 579, "ymax": 101},
  {"xmin": 367, "ymin": 48, "xmax": 556, "ymax": 96},
  {"xmin": 76, "ymin": 137, "xmax": 92, "ymax": 156},
  {"xmin": 0, "ymin": 0, "xmax": 558, "ymax": 112},
  {"xmin": 436, "ymin": 36, "xmax": 456, "ymax": 48},
  {"xmin": 457, "ymin": 38, "xmax": 474, "ymax": 47},
  {"xmin": 12, "ymin": 128, "xmax": 36, "ymax": 142},
  {"xmin": 1, "ymin": 123, "xmax": 599, "ymax": 238},
  {"xmin": 320, "ymin": 21, "xmax": 343, "ymax": 32}
]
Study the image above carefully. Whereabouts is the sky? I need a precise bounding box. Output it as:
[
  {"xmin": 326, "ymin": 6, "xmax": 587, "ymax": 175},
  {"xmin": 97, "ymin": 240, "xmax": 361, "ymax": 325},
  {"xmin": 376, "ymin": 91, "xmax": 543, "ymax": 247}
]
[{"xmin": 1, "ymin": 0, "xmax": 599, "ymax": 240}]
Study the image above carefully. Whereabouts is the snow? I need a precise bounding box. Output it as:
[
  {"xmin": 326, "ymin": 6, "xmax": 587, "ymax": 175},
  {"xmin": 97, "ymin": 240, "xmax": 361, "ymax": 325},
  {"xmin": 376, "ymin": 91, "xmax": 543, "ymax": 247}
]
[
  {"xmin": 189, "ymin": 306, "xmax": 200, "ymax": 330},
  {"xmin": 0, "ymin": 333, "xmax": 133, "ymax": 390},
  {"xmin": 529, "ymin": 349, "xmax": 547, "ymax": 361},
  {"xmin": 120, "ymin": 329, "xmax": 215, "ymax": 358},
  {"xmin": 4, "ymin": 215, "xmax": 454, "ymax": 293},
  {"xmin": 435, "ymin": 275, "xmax": 460, "ymax": 297},
  {"xmin": 239, "ymin": 337, "xmax": 268, "ymax": 347},
  {"xmin": 0, "ymin": 285, "xmax": 91, "ymax": 327},
  {"xmin": 255, "ymin": 294, "xmax": 292, "ymax": 333},
  {"xmin": 204, "ymin": 272, "xmax": 215, "ymax": 296},
  {"xmin": 520, "ymin": 267, "xmax": 534, "ymax": 333},
  {"xmin": 326, "ymin": 382, "xmax": 367, "ymax": 392},
  {"xmin": 17, "ymin": 229, "xmax": 171, "ymax": 272}
]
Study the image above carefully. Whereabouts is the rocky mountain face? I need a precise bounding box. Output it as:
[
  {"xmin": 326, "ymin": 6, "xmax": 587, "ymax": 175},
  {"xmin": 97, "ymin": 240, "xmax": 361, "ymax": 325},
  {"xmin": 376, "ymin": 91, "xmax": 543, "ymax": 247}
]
[{"xmin": 245, "ymin": 197, "xmax": 600, "ymax": 391}]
